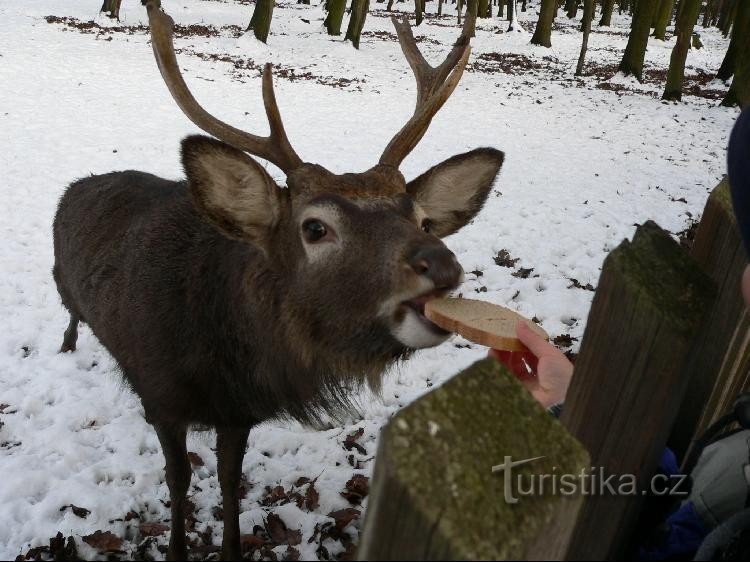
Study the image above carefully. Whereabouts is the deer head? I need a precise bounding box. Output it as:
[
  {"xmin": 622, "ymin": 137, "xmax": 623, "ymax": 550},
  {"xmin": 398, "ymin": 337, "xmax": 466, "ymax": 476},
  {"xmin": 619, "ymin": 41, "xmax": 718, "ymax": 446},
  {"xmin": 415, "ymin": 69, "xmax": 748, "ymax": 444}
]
[{"xmin": 145, "ymin": 1, "xmax": 504, "ymax": 354}]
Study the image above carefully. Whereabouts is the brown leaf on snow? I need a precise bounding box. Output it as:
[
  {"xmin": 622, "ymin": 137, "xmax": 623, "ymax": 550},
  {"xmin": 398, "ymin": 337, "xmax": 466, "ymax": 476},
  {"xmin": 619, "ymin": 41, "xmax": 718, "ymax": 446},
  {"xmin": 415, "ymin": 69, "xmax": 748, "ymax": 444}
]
[
  {"xmin": 59, "ymin": 504, "xmax": 90, "ymax": 518},
  {"xmin": 343, "ymin": 427, "xmax": 367, "ymax": 455},
  {"xmin": 341, "ymin": 474, "xmax": 369, "ymax": 504},
  {"xmin": 304, "ymin": 481, "xmax": 320, "ymax": 512},
  {"xmin": 139, "ymin": 521, "xmax": 170, "ymax": 537},
  {"xmin": 82, "ymin": 530, "xmax": 123, "ymax": 552},
  {"xmin": 327, "ymin": 508, "xmax": 361, "ymax": 530},
  {"xmin": 187, "ymin": 451, "xmax": 204, "ymax": 467},
  {"xmin": 266, "ymin": 513, "xmax": 302, "ymax": 546},
  {"xmin": 124, "ymin": 510, "xmax": 140, "ymax": 521},
  {"xmin": 262, "ymin": 485, "xmax": 289, "ymax": 507},
  {"xmin": 283, "ymin": 545, "xmax": 301, "ymax": 561},
  {"xmin": 240, "ymin": 533, "xmax": 266, "ymax": 552}
]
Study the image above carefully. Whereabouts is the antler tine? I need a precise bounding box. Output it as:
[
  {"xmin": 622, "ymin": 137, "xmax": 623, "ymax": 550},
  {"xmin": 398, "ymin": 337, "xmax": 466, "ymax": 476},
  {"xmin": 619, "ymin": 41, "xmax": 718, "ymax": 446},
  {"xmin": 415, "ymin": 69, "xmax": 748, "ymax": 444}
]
[
  {"xmin": 379, "ymin": 12, "xmax": 476, "ymax": 168},
  {"xmin": 144, "ymin": 0, "xmax": 303, "ymax": 173}
]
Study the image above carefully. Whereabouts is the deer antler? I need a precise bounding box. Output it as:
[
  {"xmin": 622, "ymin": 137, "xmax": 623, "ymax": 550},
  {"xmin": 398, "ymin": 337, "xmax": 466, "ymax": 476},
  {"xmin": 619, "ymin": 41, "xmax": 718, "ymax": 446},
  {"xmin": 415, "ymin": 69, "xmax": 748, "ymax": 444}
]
[
  {"xmin": 379, "ymin": 13, "xmax": 476, "ymax": 169},
  {"xmin": 143, "ymin": 0, "xmax": 303, "ymax": 172}
]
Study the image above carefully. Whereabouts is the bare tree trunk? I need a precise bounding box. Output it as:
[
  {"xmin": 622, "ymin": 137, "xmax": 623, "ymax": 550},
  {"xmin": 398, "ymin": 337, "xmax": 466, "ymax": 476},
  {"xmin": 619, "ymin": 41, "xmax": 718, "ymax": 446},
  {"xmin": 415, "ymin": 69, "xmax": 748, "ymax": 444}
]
[
  {"xmin": 600, "ymin": 0, "xmax": 615, "ymax": 24},
  {"xmin": 522, "ymin": 0, "xmax": 527, "ymax": 11},
  {"xmin": 478, "ymin": 0, "xmax": 490, "ymax": 17},
  {"xmin": 507, "ymin": 0, "xmax": 518, "ymax": 29},
  {"xmin": 576, "ymin": 0, "xmax": 594, "ymax": 74},
  {"xmin": 662, "ymin": 0, "xmax": 702, "ymax": 100},
  {"xmin": 498, "ymin": 0, "xmax": 505, "ymax": 17},
  {"xmin": 618, "ymin": 0, "xmax": 657, "ymax": 81},
  {"xmin": 100, "ymin": 0, "xmax": 122, "ymax": 20},
  {"xmin": 652, "ymin": 0, "xmax": 675, "ymax": 39},
  {"xmin": 565, "ymin": 0, "xmax": 578, "ymax": 18},
  {"xmin": 345, "ymin": 0, "xmax": 370, "ymax": 48},
  {"xmin": 722, "ymin": 30, "xmax": 750, "ymax": 107},
  {"xmin": 325, "ymin": 0, "xmax": 347, "ymax": 34},
  {"xmin": 531, "ymin": 0, "xmax": 558, "ymax": 46},
  {"xmin": 438, "ymin": 0, "xmax": 444, "ymax": 15},
  {"xmin": 247, "ymin": 0, "xmax": 275, "ymax": 44},
  {"xmin": 387, "ymin": 0, "xmax": 395, "ymax": 9},
  {"xmin": 416, "ymin": 0, "xmax": 425, "ymax": 24},
  {"xmin": 717, "ymin": 0, "xmax": 749, "ymax": 80},
  {"xmin": 719, "ymin": 0, "xmax": 736, "ymax": 36}
]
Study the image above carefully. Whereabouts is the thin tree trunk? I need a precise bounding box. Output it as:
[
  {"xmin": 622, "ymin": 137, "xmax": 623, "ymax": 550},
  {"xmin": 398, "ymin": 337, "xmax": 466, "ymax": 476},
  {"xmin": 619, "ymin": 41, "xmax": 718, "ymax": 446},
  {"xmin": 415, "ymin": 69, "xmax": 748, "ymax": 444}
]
[
  {"xmin": 478, "ymin": 0, "xmax": 490, "ymax": 17},
  {"xmin": 719, "ymin": 0, "xmax": 736, "ymax": 36},
  {"xmin": 531, "ymin": 0, "xmax": 558, "ymax": 46},
  {"xmin": 438, "ymin": 0, "xmax": 444, "ymax": 15},
  {"xmin": 416, "ymin": 0, "xmax": 425, "ymax": 25},
  {"xmin": 507, "ymin": 0, "xmax": 518, "ymax": 29},
  {"xmin": 722, "ymin": 29, "xmax": 750, "ymax": 107},
  {"xmin": 652, "ymin": 0, "xmax": 675, "ymax": 39},
  {"xmin": 522, "ymin": 0, "xmax": 527, "ymax": 11},
  {"xmin": 565, "ymin": 0, "xmax": 578, "ymax": 18},
  {"xmin": 387, "ymin": 0, "xmax": 395, "ymax": 9},
  {"xmin": 345, "ymin": 0, "xmax": 370, "ymax": 48},
  {"xmin": 247, "ymin": 0, "xmax": 275, "ymax": 43},
  {"xmin": 662, "ymin": 0, "xmax": 702, "ymax": 100},
  {"xmin": 325, "ymin": 0, "xmax": 347, "ymax": 35},
  {"xmin": 458, "ymin": 0, "xmax": 464, "ymax": 24},
  {"xmin": 498, "ymin": 0, "xmax": 505, "ymax": 17},
  {"xmin": 576, "ymin": 0, "xmax": 594, "ymax": 74},
  {"xmin": 618, "ymin": 0, "xmax": 657, "ymax": 81},
  {"xmin": 600, "ymin": 0, "xmax": 615, "ymax": 24},
  {"xmin": 717, "ymin": 0, "xmax": 749, "ymax": 80},
  {"xmin": 100, "ymin": 0, "xmax": 122, "ymax": 20}
]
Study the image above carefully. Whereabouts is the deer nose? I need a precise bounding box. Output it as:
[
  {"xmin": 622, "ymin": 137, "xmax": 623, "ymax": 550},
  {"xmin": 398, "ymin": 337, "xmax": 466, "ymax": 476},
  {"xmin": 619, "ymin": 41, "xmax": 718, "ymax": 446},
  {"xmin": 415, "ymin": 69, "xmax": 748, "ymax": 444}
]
[{"xmin": 408, "ymin": 246, "xmax": 464, "ymax": 290}]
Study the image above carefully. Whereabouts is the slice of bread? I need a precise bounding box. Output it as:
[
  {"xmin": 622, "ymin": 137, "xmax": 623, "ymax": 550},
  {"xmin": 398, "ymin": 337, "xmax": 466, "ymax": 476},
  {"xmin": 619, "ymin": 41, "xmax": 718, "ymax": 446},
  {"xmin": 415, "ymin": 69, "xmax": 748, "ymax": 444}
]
[{"xmin": 424, "ymin": 297, "xmax": 548, "ymax": 352}]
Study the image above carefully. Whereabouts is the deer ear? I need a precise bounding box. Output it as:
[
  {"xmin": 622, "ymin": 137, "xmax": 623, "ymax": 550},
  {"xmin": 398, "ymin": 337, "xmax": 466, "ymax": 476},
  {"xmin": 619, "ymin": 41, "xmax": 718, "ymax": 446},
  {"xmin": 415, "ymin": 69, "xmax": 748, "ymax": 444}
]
[
  {"xmin": 182, "ymin": 135, "xmax": 284, "ymax": 244},
  {"xmin": 406, "ymin": 148, "xmax": 504, "ymax": 238}
]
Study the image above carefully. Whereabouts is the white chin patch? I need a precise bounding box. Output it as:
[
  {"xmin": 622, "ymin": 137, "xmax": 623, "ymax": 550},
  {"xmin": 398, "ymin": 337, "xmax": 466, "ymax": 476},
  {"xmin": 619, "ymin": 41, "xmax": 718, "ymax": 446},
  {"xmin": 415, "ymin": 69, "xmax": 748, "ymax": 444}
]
[{"xmin": 391, "ymin": 308, "xmax": 451, "ymax": 349}]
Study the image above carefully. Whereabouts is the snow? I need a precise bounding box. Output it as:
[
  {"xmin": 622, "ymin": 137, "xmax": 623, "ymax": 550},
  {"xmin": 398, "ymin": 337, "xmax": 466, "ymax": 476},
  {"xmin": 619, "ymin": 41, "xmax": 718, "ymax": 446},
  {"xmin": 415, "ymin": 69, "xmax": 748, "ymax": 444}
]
[{"xmin": 0, "ymin": 0, "xmax": 741, "ymax": 559}]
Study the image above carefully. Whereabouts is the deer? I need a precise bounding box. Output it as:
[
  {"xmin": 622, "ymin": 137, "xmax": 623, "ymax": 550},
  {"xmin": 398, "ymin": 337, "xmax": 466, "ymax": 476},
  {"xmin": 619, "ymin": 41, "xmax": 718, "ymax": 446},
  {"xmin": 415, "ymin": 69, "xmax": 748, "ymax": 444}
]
[{"xmin": 52, "ymin": 1, "xmax": 503, "ymax": 559}]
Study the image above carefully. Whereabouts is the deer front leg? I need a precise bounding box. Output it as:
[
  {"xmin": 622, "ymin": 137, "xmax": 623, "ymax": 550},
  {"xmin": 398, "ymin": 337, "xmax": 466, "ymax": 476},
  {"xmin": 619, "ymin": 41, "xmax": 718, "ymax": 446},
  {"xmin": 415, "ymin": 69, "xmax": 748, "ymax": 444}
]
[
  {"xmin": 154, "ymin": 422, "xmax": 191, "ymax": 561},
  {"xmin": 216, "ymin": 426, "xmax": 251, "ymax": 561}
]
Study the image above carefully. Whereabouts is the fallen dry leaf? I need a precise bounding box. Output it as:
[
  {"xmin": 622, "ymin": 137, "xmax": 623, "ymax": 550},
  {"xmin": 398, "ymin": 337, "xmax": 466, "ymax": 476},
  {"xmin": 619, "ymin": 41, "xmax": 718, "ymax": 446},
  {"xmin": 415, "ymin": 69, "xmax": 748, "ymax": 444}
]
[{"xmin": 82, "ymin": 530, "xmax": 123, "ymax": 552}]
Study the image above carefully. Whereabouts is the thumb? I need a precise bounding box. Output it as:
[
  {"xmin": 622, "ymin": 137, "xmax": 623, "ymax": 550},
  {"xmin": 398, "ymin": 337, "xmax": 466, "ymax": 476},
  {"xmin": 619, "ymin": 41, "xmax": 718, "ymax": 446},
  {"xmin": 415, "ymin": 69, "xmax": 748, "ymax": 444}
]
[{"xmin": 516, "ymin": 320, "xmax": 550, "ymax": 357}]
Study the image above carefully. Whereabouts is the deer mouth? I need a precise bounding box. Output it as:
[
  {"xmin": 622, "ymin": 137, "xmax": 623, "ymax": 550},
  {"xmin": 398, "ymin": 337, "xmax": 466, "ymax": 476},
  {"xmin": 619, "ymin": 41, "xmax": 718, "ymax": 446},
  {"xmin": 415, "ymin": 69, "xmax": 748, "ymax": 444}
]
[{"xmin": 400, "ymin": 291, "xmax": 450, "ymax": 334}]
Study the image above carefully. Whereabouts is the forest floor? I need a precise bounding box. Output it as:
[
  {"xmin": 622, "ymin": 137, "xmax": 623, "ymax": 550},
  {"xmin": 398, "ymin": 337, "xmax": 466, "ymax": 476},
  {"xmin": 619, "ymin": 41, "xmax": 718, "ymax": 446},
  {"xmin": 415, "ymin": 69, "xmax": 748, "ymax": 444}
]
[{"xmin": 0, "ymin": 0, "xmax": 741, "ymax": 559}]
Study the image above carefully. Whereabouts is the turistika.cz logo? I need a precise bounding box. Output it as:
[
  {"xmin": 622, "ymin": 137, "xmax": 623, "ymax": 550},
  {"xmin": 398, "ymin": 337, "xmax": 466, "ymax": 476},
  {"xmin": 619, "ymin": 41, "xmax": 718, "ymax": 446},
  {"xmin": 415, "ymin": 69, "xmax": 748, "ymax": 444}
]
[{"xmin": 491, "ymin": 456, "xmax": 689, "ymax": 504}]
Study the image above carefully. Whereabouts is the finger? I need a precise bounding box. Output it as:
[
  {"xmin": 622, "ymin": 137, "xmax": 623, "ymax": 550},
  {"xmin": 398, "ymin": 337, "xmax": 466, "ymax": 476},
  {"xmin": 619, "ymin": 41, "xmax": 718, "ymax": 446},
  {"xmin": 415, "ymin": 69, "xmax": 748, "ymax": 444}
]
[{"xmin": 517, "ymin": 320, "xmax": 552, "ymax": 357}]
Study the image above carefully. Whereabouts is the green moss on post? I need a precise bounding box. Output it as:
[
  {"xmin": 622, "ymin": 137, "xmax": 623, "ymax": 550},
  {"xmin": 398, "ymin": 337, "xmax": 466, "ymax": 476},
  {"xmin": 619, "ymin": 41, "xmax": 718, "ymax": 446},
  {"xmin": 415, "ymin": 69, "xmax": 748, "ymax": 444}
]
[{"xmin": 357, "ymin": 359, "xmax": 589, "ymax": 560}]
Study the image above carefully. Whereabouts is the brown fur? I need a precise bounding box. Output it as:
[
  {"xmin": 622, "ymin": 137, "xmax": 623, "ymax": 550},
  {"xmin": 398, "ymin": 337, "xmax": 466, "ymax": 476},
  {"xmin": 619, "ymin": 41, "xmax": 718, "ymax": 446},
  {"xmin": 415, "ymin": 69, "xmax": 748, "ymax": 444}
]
[{"xmin": 52, "ymin": 134, "xmax": 504, "ymax": 559}]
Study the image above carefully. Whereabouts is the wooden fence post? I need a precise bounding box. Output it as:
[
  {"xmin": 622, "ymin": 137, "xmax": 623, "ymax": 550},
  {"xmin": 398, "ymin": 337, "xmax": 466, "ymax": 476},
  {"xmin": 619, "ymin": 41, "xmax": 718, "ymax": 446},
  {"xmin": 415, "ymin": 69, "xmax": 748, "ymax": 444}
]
[
  {"xmin": 357, "ymin": 359, "xmax": 589, "ymax": 560},
  {"xmin": 669, "ymin": 179, "xmax": 750, "ymax": 459},
  {"xmin": 561, "ymin": 221, "xmax": 715, "ymax": 560}
]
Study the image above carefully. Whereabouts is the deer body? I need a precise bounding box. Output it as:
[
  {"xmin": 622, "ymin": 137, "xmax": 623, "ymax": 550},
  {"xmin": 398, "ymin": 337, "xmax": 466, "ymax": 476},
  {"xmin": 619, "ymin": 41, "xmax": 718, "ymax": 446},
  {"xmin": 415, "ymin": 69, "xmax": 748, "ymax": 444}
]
[{"xmin": 52, "ymin": 2, "xmax": 504, "ymax": 559}]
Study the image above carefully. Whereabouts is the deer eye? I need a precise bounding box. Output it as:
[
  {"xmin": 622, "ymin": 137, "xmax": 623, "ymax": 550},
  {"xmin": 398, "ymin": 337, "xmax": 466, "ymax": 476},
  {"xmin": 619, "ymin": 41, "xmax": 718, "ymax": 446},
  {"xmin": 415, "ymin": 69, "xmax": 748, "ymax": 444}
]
[
  {"xmin": 302, "ymin": 219, "xmax": 328, "ymax": 243},
  {"xmin": 421, "ymin": 218, "xmax": 433, "ymax": 234}
]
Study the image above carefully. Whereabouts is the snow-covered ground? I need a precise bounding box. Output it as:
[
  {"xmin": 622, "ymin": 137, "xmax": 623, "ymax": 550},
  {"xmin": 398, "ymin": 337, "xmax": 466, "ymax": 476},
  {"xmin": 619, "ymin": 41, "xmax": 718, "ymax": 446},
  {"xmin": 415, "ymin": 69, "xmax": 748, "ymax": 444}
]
[{"xmin": 0, "ymin": 0, "xmax": 741, "ymax": 559}]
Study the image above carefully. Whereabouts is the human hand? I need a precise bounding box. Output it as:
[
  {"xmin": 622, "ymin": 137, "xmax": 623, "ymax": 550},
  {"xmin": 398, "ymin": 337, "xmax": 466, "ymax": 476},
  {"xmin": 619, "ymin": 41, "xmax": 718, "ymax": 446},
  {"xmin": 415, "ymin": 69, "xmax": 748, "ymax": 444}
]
[{"xmin": 488, "ymin": 321, "xmax": 574, "ymax": 408}]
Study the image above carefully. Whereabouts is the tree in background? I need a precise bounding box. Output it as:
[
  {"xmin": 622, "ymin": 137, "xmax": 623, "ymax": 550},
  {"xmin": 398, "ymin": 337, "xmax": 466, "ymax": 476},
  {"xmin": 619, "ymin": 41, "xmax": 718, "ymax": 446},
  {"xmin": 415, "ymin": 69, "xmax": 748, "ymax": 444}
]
[
  {"xmin": 618, "ymin": 0, "xmax": 657, "ymax": 81},
  {"xmin": 324, "ymin": 0, "xmax": 347, "ymax": 35},
  {"xmin": 248, "ymin": 0, "xmax": 275, "ymax": 43},
  {"xmin": 575, "ymin": 0, "xmax": 594, "ymax": 75},
  {"xmin": 531, "ymin": 0, "xmax": 558, "ymax": 47},
  {"xmin": 565, "ymin": 0, "xmax": 578, "ymax": 19},
  {"xmin": 600, "ymin": 0, "xmax": 615, "ymax": 25},
  {"xmin": 652, "ymin": 0, "xmax": 675, "ymax": 40},
  {"xmin": 345, "ymin": 0, "xmax": 370, "ymax": 48},
  {"xmin": 416, "ymin": 0, "xmax": 425, "ymax": 25},
  {"xmin": 662, "ymin": 0, "xmax": 702, "ymax": 100},
  {"xmin": 100, "ymin": 0, "xmax": 122, "ymax": 20},
  {"xmin": 507, "ymin": 0, "xmax": 519, "ymax": 30},
  {"xmin": 722, "ymin": 0, "xmax": 750, "ymax": 107},
  {"xmin": 716, "ymin": 0, "xmax": 748, "ymax": 81}
]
